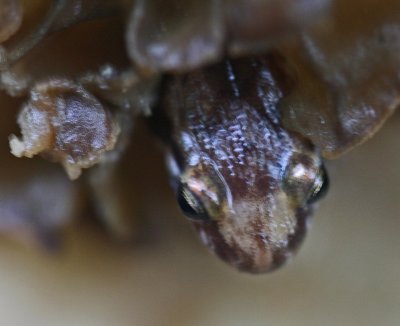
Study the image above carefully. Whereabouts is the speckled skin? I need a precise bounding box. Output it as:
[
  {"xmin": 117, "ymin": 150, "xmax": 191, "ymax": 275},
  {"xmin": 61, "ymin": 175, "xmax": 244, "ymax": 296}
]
[{"xmin": 156, "ymin": 56, "xmax": 326, "ymax": 273}]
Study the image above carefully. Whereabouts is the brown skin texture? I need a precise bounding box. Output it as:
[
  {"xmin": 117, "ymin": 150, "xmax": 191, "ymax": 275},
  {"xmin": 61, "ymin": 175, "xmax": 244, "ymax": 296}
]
[
  {"xmin": 156, "ymin": 56, "xmax": 326, "ymax": 273},
  {"xmin": 128, "ymin": 0, "xmax": 400, "ymax": 158},
  {"xmin": 0, "ymin": 0, "xmax": 396, "ymax": 270}
]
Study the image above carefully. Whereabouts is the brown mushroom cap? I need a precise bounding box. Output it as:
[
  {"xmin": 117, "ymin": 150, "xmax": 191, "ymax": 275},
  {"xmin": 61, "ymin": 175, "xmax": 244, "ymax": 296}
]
[
  {"xmin": 127, "ymin": 0, "xmax": 400, "ymax": 158},
  {"xmin": 279, "ymin": 0, "xmax": 400, "ymax": 158}
]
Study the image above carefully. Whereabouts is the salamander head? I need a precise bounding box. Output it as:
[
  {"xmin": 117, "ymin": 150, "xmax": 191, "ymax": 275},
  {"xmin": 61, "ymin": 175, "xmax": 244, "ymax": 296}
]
[
  {"xmin": 159, "ymin": 56, "xmax": 329, "ymax": 273},
  {"xmin": 167, "ymin": 131, "xmax": 328, "ymax": 273}
]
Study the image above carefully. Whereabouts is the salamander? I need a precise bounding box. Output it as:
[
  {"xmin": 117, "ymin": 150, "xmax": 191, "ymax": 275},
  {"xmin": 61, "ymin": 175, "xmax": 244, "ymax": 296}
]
[{"xmin": 152, "ymin": 55, "xmax": 328, "ymax": 273}]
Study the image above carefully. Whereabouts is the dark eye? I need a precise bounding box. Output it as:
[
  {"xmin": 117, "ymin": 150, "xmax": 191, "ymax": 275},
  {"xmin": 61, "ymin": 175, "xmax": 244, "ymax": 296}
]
[
  {"xmin": 283, "ymin": 156, "xmax": 330, "ymax": 204},
  {"xmin": 177, "ymin": 183, "xmax": 211, "ymax": 222},
  {"xmin": 307, "ymin": 166, "xmax": 329, "ymax": 204}
]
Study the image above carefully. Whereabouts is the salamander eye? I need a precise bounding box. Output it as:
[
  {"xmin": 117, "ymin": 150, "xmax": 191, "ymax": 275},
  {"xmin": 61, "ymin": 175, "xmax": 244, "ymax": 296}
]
[
  {"xmin": 177, "ymin": 183, "xmax": 211, "ymax": 222},
  {"xmin": 283, "ymin": 155, "xmax": 329, "ymax": 204},
  {"xmin": 307, "ymin": 166, "xmax": 329, "ymax": 204}
]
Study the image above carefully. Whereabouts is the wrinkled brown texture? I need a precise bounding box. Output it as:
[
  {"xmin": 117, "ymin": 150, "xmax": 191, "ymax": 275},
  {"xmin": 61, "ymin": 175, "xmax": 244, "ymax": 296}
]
[
  {"xmin": 0, "ymin": 0, "xmax": 397, "ymax": 273},
  {"xmin": 158, "ymin": 56, "xmax": 325, "ymax": 272},
  {"xmin": 9, "ymin": 79, "xmax": 120, "ymax": 180},
  {"xmin": 280, "ymin": 0, "xmax": 400, "ymax": 157},
  {"xmin": 127, "ymin": 0, "xmax": 400, "ymax": 157},
  {"xmin": 0, "ymin": 2, "xmax": 137, "ymax": 244},
  {"xmin": 0, "ymin": 91, "xmax": 84, "ymax": 247},
  {"xmin": 126, "ymin": 0, "xmax": 331, "ymax": 74}
]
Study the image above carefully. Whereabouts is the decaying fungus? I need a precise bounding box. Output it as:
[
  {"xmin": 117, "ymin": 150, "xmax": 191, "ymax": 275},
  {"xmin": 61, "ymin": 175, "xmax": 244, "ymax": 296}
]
[{"xmin": 9, "ymin": 79, "xmax": 120, "ymax": 180}]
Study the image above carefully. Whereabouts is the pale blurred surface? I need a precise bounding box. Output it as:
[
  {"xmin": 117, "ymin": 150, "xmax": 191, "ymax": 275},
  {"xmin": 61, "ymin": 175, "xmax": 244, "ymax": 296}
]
[{"xmin": 0, "ymin": 112, "xmax": 399, "ymax": 326}]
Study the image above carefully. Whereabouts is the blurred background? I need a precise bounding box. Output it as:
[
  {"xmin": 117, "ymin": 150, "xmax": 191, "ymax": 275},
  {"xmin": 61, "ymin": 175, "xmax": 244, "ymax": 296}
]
[
  {"xmin": 0, "ymin": 110, "xmax": 398, "ymax": 326},
  {"xmin": 0, "ymin": 1, "xmax": 399, "ymax": 325}
]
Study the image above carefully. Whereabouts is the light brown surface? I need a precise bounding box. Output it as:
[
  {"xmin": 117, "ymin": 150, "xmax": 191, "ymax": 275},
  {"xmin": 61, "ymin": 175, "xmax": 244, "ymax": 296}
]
[{"xmin": 0, "ymin": 112, "xmax": 398, "ymax": 325}]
